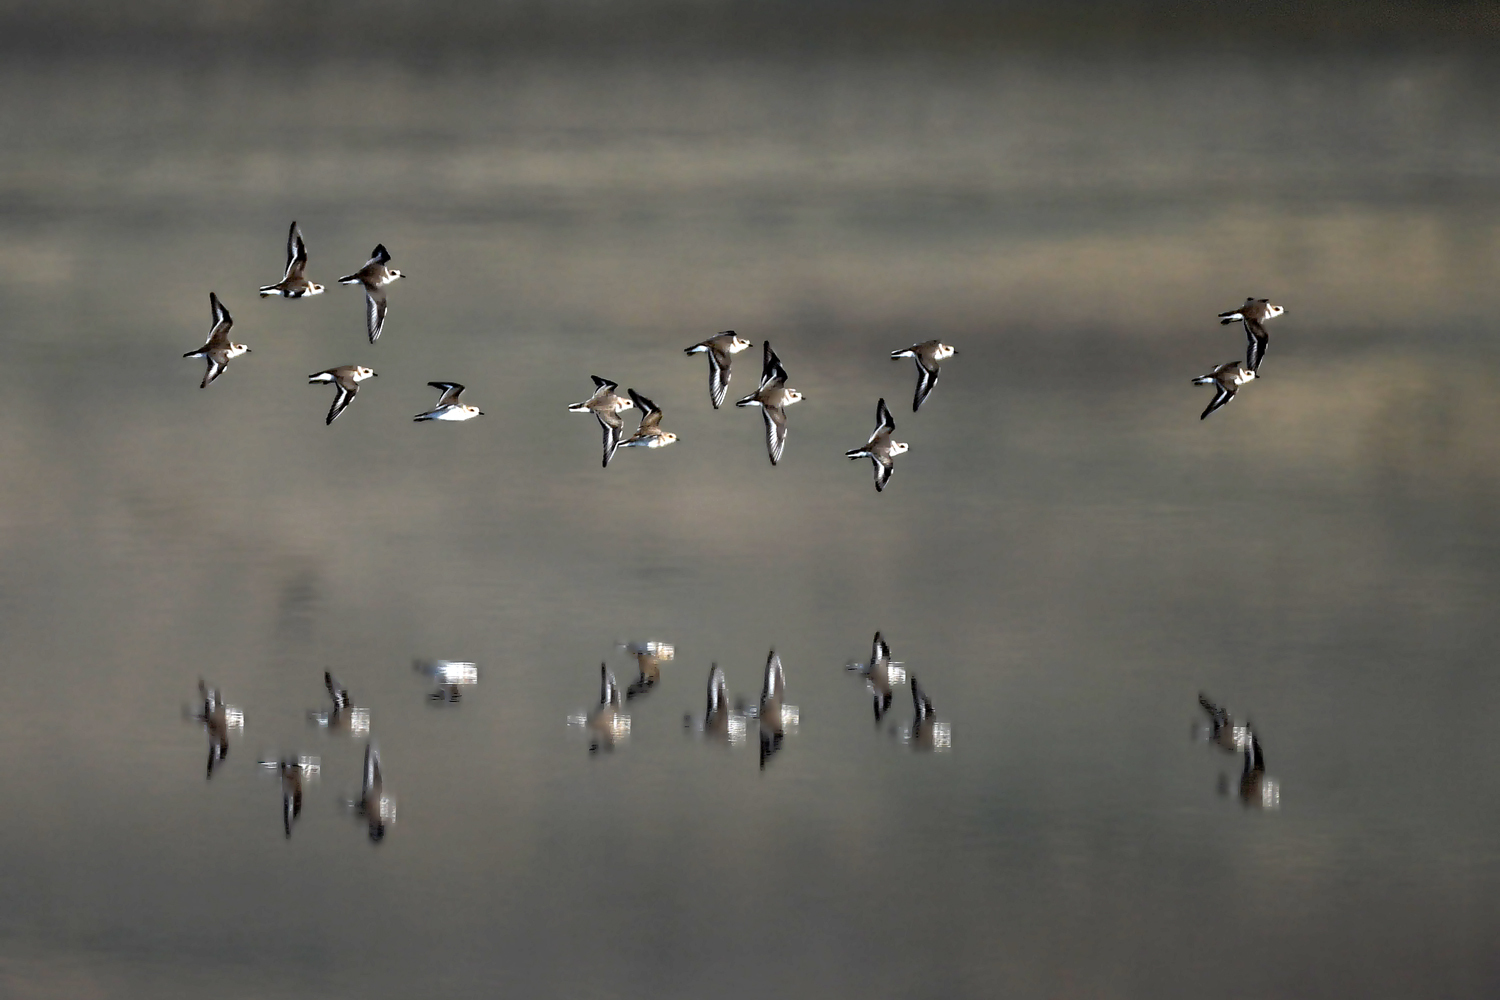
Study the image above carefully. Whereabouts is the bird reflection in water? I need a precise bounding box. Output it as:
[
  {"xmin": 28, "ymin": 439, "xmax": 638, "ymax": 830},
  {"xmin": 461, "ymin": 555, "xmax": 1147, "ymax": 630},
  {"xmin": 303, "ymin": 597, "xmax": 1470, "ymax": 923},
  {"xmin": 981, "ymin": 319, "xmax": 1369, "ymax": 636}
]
[
  {"xmin": 413, "ymin": 659, "xmax": 478, "ymax": 702},
  {"xmin": 349, "ymin": 741, "xmax": 396, "ymax": 841},
  {"xmin": 845, "ymin": 631, "xmax": 907, "ymax": 721},
  {"xmin": 188, "ymin": 679, "xmax": 243, "ymax": 778},
  {"xmin": 259, "ymin": 755, "xmax": 320, "ymax": 838},
  {"xmin": 568, "ymin": 664, "xmax": 631, "ymax": 753},
  {"xmin": 749, "ymin": 650, "xmax": 799, "ymax": 769},
  {"xmin": 902, "ymin": 676, "xmax": 952, "ymax": 751},
  {"xmin": 1225, "ymin": 731, "xmax": 1281, "ymax": 810},
  {"xmin": 683, "ymin": 663, "xmax": 749, "ymax": 745},
  {"xmin": 1195, "ymin": 692, "xmax": 1253, "ymax": 754},
  {"xmin": 308, "ymin": 671, "xmax": 370, "ymax": 735},
  {"xmin": 621, "ymin": 641, "xmax": 674, "ymax": 701},
  {"xmin": 1197, "ymin": 694, "xmax": 1280, "ymax": 809}
]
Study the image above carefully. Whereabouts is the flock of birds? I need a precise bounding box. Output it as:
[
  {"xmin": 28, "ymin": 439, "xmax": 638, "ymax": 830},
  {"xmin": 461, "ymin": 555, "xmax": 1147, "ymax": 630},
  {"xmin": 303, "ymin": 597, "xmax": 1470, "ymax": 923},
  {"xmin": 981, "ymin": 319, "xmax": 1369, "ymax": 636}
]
[
  {"xmin": 183, "ymin": 221, "xmax": 969, "ymax": 490},
  {"xmin": 182, "ymin": 221, "xmax": 1287, "ymax": 842},
  {"xmin": 1194, "ymin": 297, "xmax": 1286, "ymax": 419},
  {"xmin": 185, "ymin": 220, "xmax": 1284, "ymax": 480}
]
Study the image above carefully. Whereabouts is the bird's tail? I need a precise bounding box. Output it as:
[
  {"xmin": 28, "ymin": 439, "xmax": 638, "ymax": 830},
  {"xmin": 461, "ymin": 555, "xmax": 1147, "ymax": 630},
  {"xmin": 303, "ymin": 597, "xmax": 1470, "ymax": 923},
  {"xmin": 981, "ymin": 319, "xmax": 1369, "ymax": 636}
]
[
  {"xmin": 1218, "ymin": 311, "xmax": 1243, "ymax": 325},
  {"xmin": 567, "ymin": 402, "xmax": 590, "ymax": 413},
  {"xmin": 337, "ymin": 273, "xmax": 362, "ymax": 285},
  {"xmin": 258, "ymin": 285, "xmax": 280, "ymax": 297},
  {"xmin": 845, "ymin": 448, "xmax": 871, "ymax": 460},
  {"xmin": 684, "ymin": 344, "xmax": 708, "ymax": 355}
]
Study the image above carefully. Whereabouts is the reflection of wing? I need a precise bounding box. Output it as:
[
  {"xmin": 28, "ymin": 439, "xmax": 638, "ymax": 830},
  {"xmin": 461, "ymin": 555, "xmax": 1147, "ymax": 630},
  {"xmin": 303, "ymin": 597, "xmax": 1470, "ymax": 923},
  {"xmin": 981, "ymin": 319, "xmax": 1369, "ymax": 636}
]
[
  {"xmin": 366, "ymin": 287, "xmax": 388, "ymax": 343},
  {"xmin": 326, "ymin": 671, "xmax": 351, "ymax": 707},
  {"xmin": 1244, "ymin": 319, "xmax": 1268, "ymax": 371},
  {"xmin": 363, "ymin": 743, "xmax": 381, "ymax": 795},
  {"xmin": 598, "ymin": 664, "xmax": 623, "ymax": 706},
  {"xmin": 707, "ymin": 664, "xmax": 728, "ymax": 716},
  {"xmin": 913, "ymin": 363, "xmax": 939, "ymax": 412},
  {"xmin": 761, "ymin": 651, "xmax": 785, "ymax": 702},
  {"xmin": 872, "ymin": 632, "xmax": 890, "ymax": 669},
  {"xmin": 1198, "ymin": 693, "xmax": 1229, "ymax": 727},
  {"xmin": 873, "ymin": 454, "xmax": 894, "ymax": 492},
  {"xmin": 763, "ymin": 405, "xmax": 787, "ymax": 465}
]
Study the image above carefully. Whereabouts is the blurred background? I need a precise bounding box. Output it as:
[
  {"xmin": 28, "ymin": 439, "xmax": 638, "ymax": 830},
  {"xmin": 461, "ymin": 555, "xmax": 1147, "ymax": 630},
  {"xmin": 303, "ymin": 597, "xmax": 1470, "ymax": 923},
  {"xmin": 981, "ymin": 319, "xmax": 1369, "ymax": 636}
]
[{"xmin": 1, "ymin": 2, "xmax": 1499, "ymax": 997}]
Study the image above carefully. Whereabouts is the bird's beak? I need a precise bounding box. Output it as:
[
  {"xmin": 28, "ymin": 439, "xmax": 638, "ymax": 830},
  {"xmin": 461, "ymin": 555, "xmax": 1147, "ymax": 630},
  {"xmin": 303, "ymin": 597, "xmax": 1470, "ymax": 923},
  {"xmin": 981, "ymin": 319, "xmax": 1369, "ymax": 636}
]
[{"xmin": 478, "ymin": 411, "xmax": 486, "ymax": 416}]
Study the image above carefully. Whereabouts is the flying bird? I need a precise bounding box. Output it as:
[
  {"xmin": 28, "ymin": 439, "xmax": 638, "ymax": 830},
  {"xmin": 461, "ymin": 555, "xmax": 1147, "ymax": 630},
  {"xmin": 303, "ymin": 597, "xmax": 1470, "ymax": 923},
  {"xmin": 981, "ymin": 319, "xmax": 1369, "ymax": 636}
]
[
  {"xmin": 259, "ymin": 221, "xmax": 324, "ymax": 298},
  {"xmin": 568, "ymin": 376, "xmax": 635, "ymax": 467},
  {"xmin": 308, "ymin": 365, "xmax": 377, "ymax": 425},
  {"xmin": 684, "ymin": 331, "xmax": 753, "ymax": 408},
  {"xmin": 1192, "ymin": 361, "xmax": 1255, "ymax": 421},
  {"xmin": 183, "ymin": 292, "xmax": 250, "ymax": 388},
  {"xmin": 1217, "ymin": 297, "xmax": 1284, "ymax": 372},
  {"xmin": 735, "ymin": 341, "xmax": 803, "ymax": 465},
  {"xmin": 890, "ymin": 340, "xmax": 956, "ymax": 412},
  {"xmin": 620, "ymin": 390, "xmax": 677, "ymax": 450},
  {"xmin": 413, "ymin": 382, "xmax": 483, "ymax": 422},
  {"xmin": 845, "ymin": 397, "xmax": 907, "ymax": 492},
  {"xmin": 337, "ymin": 244, "xmax": 404, "ymax": 343}
]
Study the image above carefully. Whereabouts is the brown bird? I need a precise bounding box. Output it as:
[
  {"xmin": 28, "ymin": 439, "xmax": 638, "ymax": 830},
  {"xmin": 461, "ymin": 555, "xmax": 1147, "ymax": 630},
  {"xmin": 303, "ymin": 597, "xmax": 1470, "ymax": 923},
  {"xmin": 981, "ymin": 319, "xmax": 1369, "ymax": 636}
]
[
  {"xmin": 259, "ymin": 221, "xmax": 325, "ymax": 298},
  {"xmin": 308, "ymin": 366, "xmax": 377, "ymax": 425},
  {"xmin": 337, "ymin": 244, "xmax": 404, "ymax": 343}
]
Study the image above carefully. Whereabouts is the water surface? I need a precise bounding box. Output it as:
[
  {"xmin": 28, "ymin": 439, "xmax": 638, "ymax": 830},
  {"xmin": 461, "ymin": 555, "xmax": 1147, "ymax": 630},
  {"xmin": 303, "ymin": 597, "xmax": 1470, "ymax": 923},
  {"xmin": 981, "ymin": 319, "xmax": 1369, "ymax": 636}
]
[{"xmin": 1, "ymin": 46, "xmax": 1499, "ymax": 999}]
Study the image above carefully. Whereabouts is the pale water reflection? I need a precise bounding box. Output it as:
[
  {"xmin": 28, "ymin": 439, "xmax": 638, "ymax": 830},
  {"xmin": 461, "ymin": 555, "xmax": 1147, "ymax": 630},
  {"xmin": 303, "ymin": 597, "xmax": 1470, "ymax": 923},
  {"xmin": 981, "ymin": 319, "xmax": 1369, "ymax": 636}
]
[{"xmin": 1, "ymin": 36, "xmax": 1499, "ymax": 1000}]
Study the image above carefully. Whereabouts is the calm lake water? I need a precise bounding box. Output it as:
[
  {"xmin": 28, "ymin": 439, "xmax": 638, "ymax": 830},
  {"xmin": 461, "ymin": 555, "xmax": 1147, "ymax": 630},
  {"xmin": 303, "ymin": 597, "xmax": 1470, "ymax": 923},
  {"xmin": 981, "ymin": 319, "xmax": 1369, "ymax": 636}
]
[{"xmin": 2, "ymin": 40, "xmax": 1499, "ymax": 999}]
